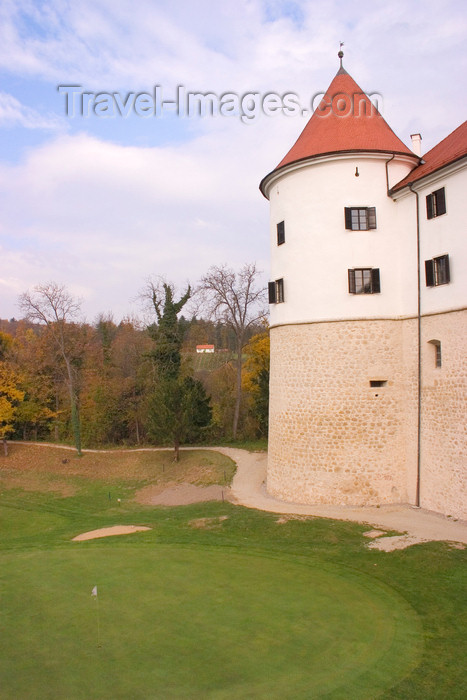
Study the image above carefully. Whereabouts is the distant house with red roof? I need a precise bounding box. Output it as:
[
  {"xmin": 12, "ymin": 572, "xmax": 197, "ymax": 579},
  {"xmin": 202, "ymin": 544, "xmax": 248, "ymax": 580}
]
[
  {"xmin": 262, "ymin": 52, "xmax": 467, "ymax": 520},
  {"xmin": 196, "ymin": 344, "xmax": 215, "ymax": 353}
]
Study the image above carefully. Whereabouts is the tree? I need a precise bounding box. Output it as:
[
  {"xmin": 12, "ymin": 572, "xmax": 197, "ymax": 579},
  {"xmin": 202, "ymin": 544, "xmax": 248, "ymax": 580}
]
[
  {"xmin": 201, "ymin": 361, "xmax": 236, "ymax": 441},
  {"xmin": 148, "ymin": 282, "xmax": 191, "ymax": 381},
  {"xmin": 78, "ymin": 317, "xmax": 152, "ymax": 447},
  {"xmin": 79, "ymin": 315, "xmax": 126, "ymax": 447},
  {"xmin": 0, "ymin": 362, "xmax": 24, "ymax": 455},
  {"xmin": 113, "ymin": 318, "xmax": 153, "ymax": 445},
  {"xmin": 18, "ymin": 283, "xmax": 84, "ymax": 455},
  {"xmin": 197, "ymin": 263, "xmax": 267, "ymax": 439},
  {"xmin": 8, "ymin": 327, "xmax": 57, "ymax": 441},
  {"xmin": 0, "ymin": 331, "xmax": 13, "ymax": 360},
  {"xmin": 242, "ymin": 328, "xmax": 270, "ymax": 437},
  {"xmin": 147, "ymin": 374, "xmax": 211, "ymax": 456},
  {"xmin": 144, "ymin": 281, "xmax": 211, "ymax": 460}
]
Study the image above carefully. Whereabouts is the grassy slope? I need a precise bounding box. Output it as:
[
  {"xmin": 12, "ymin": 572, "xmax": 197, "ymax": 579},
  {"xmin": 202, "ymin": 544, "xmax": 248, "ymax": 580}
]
[
  {"xmin": 190, "ymin": 351, "xmax": 236, "ymax": 373},
  {"xmin": 0, "ymin": 445, "xmax": 466, "ymax": 699},
  {"xmin": 0, "ymin": 443, "xmax": 235, "ymax": 488}
]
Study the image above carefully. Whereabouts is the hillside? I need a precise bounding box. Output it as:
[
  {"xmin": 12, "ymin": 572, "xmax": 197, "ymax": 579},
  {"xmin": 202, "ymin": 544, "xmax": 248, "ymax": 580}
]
[{"xmin": 189, "ymin": 350, "xmax": 236, "ymax": 373}]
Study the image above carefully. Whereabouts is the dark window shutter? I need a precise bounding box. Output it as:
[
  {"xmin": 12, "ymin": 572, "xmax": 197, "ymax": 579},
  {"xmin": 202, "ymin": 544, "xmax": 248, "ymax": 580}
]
[
  {"xmin": 277, "ymin": 221, "xmax": 285, "ymax": 245},
  {"xmin": 348, "ymin": 269, "xmax": 356, "ymax": 294},
  {"xmin": 276, "ymin": 278, "xmax": 284, "ymax": 303},
  {"xmin": 426, "ymin": 194, "xmax": 434, "ymax": 219},
  {"xmin": 368, "ymin": 207, "xmax": 377, "ymax": 229},
  {"xmin": 344, "ymin": 208, "xmax": 352, "ymax": 230},
  {"xmin": 268, "ymin": 281, "xmax": 276, "ymax": 303},
  {"xmin": 371, "ymin": 268, "xmax": 380, "ymax": 293},
  {"xmin": 436, "ymin": 188, "xmax": 446, "ymax": 216},
  {"xmin": 444, "ymin": 254, "xmax": 450, "ymax": 283},
  {"xmin": 425, "ymin": 259, "xmax": 434, "ymax": 286}
]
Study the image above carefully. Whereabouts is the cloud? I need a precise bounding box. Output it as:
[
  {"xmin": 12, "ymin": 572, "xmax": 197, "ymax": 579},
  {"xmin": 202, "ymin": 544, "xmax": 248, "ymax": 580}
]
[
  {"xmin": 1, "ymin": 0, "xmax": 466, "ymax": 321},
  {"xmin": 2, "ymin": 1, "xmax": 466, "ymax": 136},
  {"xmin": 0, "ymin": 0, "xmax": 242, "ymax": 89},
  {"xmin": 0, "ymin": 125, "xmax": 272, "ymax": 320},
  {"xmin": 0, "ymin": 92, "xmax": 63, "ymax": 129}
]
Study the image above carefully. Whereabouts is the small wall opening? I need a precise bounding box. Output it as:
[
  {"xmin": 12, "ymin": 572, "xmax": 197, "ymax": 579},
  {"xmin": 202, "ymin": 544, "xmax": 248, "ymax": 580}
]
[
  {"xmin": 428, "ymin": 339, "xmax": 442, "ymax": 368},
  {"xmin": 369, "ymin": 380, "xmax": 387, "ymax": 387}
]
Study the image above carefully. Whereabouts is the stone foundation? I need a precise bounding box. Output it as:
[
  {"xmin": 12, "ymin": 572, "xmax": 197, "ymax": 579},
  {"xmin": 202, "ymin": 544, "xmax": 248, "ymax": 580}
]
[
  {"xmin": 419, "ymin": 310, "xmax": 467, "ymax": 519},
  {"xmin": 268, "ymin": 313, "xmax": 466, "ymax": 518},
  {"xmin": 268, "ymin": 320, "xmax": 416, "ymax": 506}
]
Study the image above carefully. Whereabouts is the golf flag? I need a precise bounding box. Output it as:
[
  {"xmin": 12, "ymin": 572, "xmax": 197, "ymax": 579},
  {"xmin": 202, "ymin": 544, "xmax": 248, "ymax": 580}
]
[{"xmin": 91, "ymin": 585, "xmax": 101, "ymax": 647}]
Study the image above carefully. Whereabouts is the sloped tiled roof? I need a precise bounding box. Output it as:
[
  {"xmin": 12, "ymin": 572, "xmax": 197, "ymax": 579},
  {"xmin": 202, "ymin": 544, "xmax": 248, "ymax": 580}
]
[
  {"xmin": 260, "ymin": 66, "xmax": 416, "ymax": 195},
  {"xmin": 392, "ymin": 120, "xmax": 467, "ymax": 192}
]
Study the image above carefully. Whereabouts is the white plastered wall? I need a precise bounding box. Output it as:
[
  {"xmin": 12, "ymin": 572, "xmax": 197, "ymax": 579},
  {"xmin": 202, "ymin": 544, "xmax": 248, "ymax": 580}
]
[{"xmin": 267, "ymin": 153, "xmax": 418, "ymax": 326}]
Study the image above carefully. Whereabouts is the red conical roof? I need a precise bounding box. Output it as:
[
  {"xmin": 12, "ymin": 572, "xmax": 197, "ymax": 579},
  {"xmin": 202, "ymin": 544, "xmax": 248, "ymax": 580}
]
[{"xmin": 261, "ymin": 66, "xmax": 417, "ymax": 195}]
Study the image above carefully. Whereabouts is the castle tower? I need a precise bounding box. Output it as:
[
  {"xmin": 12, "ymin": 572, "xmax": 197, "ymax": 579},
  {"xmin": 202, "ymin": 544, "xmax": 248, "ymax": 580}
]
[{"xmin": 260, "ymin": 58, "xmax": 422, "ymax": 506}]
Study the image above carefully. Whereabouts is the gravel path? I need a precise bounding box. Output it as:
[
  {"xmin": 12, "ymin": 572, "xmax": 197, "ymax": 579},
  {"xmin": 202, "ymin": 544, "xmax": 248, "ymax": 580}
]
[
  {"xmin": 16, "ymin": 441, "xmax": 467, "ymax": 549},
  {"xmin": 214, "ymin": 447, "xmax": 467, "ymax": 549}
]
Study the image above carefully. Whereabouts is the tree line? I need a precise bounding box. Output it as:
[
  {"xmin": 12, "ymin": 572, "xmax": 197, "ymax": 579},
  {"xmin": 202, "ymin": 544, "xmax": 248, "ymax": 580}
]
[{"xmin": 0, "ymin": 264, "xmax": 270, "ymax": 457}]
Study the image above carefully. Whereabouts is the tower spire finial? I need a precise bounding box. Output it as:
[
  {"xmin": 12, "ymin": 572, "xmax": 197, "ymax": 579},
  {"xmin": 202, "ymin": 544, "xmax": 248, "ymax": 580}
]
[{"xmin": 338, "ymin": 42, "xmax": 344, "ymax": 69}]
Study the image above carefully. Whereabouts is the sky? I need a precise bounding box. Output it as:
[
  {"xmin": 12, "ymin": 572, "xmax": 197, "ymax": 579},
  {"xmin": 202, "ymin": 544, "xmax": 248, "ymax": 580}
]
[{"xmin": 1, "ymin": 0, "xmax": 466, "ymax": 323}]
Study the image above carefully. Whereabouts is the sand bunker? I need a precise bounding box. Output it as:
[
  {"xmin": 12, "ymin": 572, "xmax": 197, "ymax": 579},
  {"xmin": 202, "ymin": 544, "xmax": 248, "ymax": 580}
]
[
  {"xmin": 72, "ymin": 525, "xmax": 151, "ymax": 541},
  {"xmin": 367, "ymin": 535, "xmax": 428, "ymax": 551},
  {"xmin": 363, "ymin": 529, "xmax": 388, "ymax": 538},
  {"xmin": 188, "ymin": 516, "xmax": 229, "ymax": 529}
]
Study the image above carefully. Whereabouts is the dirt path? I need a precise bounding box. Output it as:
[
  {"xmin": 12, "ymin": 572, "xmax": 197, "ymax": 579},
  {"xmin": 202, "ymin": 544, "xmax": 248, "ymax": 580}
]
[
  {"xmin": 218, "ymin": 447, "xmax": 467, "ymax": 549},
  {"xmin": 14, "ymin": 442, "xmax": 467, "ymax": 548}
]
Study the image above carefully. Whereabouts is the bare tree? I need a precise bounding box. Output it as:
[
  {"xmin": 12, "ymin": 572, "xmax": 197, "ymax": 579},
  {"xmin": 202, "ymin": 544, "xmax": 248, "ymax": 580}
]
[
  {"xmin": 18, "ymin": 283, "xmax": 83, "ymax": 455},
  {"xmin": 197, "ymin": 263, "xmax": 267, "ymax": 439}
]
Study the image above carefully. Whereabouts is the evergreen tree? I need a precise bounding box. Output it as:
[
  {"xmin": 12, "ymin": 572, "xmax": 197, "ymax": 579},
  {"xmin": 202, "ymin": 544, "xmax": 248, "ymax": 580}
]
[{"xmin": 146, "ymin": 282, "xmax": 211, "ymax": 460}]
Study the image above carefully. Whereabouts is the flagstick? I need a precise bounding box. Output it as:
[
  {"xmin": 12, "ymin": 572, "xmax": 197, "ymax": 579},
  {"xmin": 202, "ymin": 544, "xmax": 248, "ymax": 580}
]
[
  {"xmin": 96, "ymin": 592, "xmax": 101, "ymax": 648},
  {"xmin": 92, "ymin": 586, "xmax": 101, "ymax": 648}
]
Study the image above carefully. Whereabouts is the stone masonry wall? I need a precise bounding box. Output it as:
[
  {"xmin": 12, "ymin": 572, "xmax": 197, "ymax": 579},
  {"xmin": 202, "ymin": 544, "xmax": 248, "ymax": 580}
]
[
  {"xmin": 268, "ymin": 319, "xmax": 419, "ymax": 506},
  {"xmin": 420, "ymin": 310, "xmax": 467, "ymax": 519}
]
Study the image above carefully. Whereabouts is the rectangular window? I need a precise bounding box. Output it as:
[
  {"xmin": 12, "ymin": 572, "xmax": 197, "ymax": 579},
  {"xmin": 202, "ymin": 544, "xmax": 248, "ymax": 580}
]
[
  {"xmin": 426, "ymin": 187, "xmax": 446, "ymax": 219},
  {"xmin": 268, "ymin": 278, "xmax": 284, "ymax": 304},
  {"xmin": 275, "ymin": 278, "xmax": 284, "ymax": 303},
  {"xmin": 425, "ymin": 254, "xmax": 450, "ymax": 286},
  {"xmin": 344, "ymin": 207, "xmax": 377, "ymax": 230},
  {"xmin": 348, "ymin": 268, "xmax": 380, "ymax": 294},
  {"xmin": 370, "ymin": 380, "xmax": 387, "ymax": 387},
  {"xmin": 277, "ymin": 221, "xmax": 285, "ymax": 245}
]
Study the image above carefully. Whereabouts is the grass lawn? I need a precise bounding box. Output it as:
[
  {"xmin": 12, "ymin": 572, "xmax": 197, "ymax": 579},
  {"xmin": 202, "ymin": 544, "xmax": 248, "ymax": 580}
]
[{"xmin": 0, "ymin": 444, "xmax": 466, "ymax": 699}]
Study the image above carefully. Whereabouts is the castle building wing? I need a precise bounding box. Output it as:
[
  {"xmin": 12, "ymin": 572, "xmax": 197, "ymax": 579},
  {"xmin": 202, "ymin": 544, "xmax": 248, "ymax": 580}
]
[
  {"xmin": 392, "ymin": 120, "xmax": 467, "ymax": 192},
  {"xmin": 262, "ymin": 56, "xmax": 467, "ymax": 520}
]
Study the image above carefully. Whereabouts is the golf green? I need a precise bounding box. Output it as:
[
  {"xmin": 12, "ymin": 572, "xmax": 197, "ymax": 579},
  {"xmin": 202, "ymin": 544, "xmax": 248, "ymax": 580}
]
[{"xmin": 0, "ymin": 545, "xmax": 421, "ymax": 699}]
